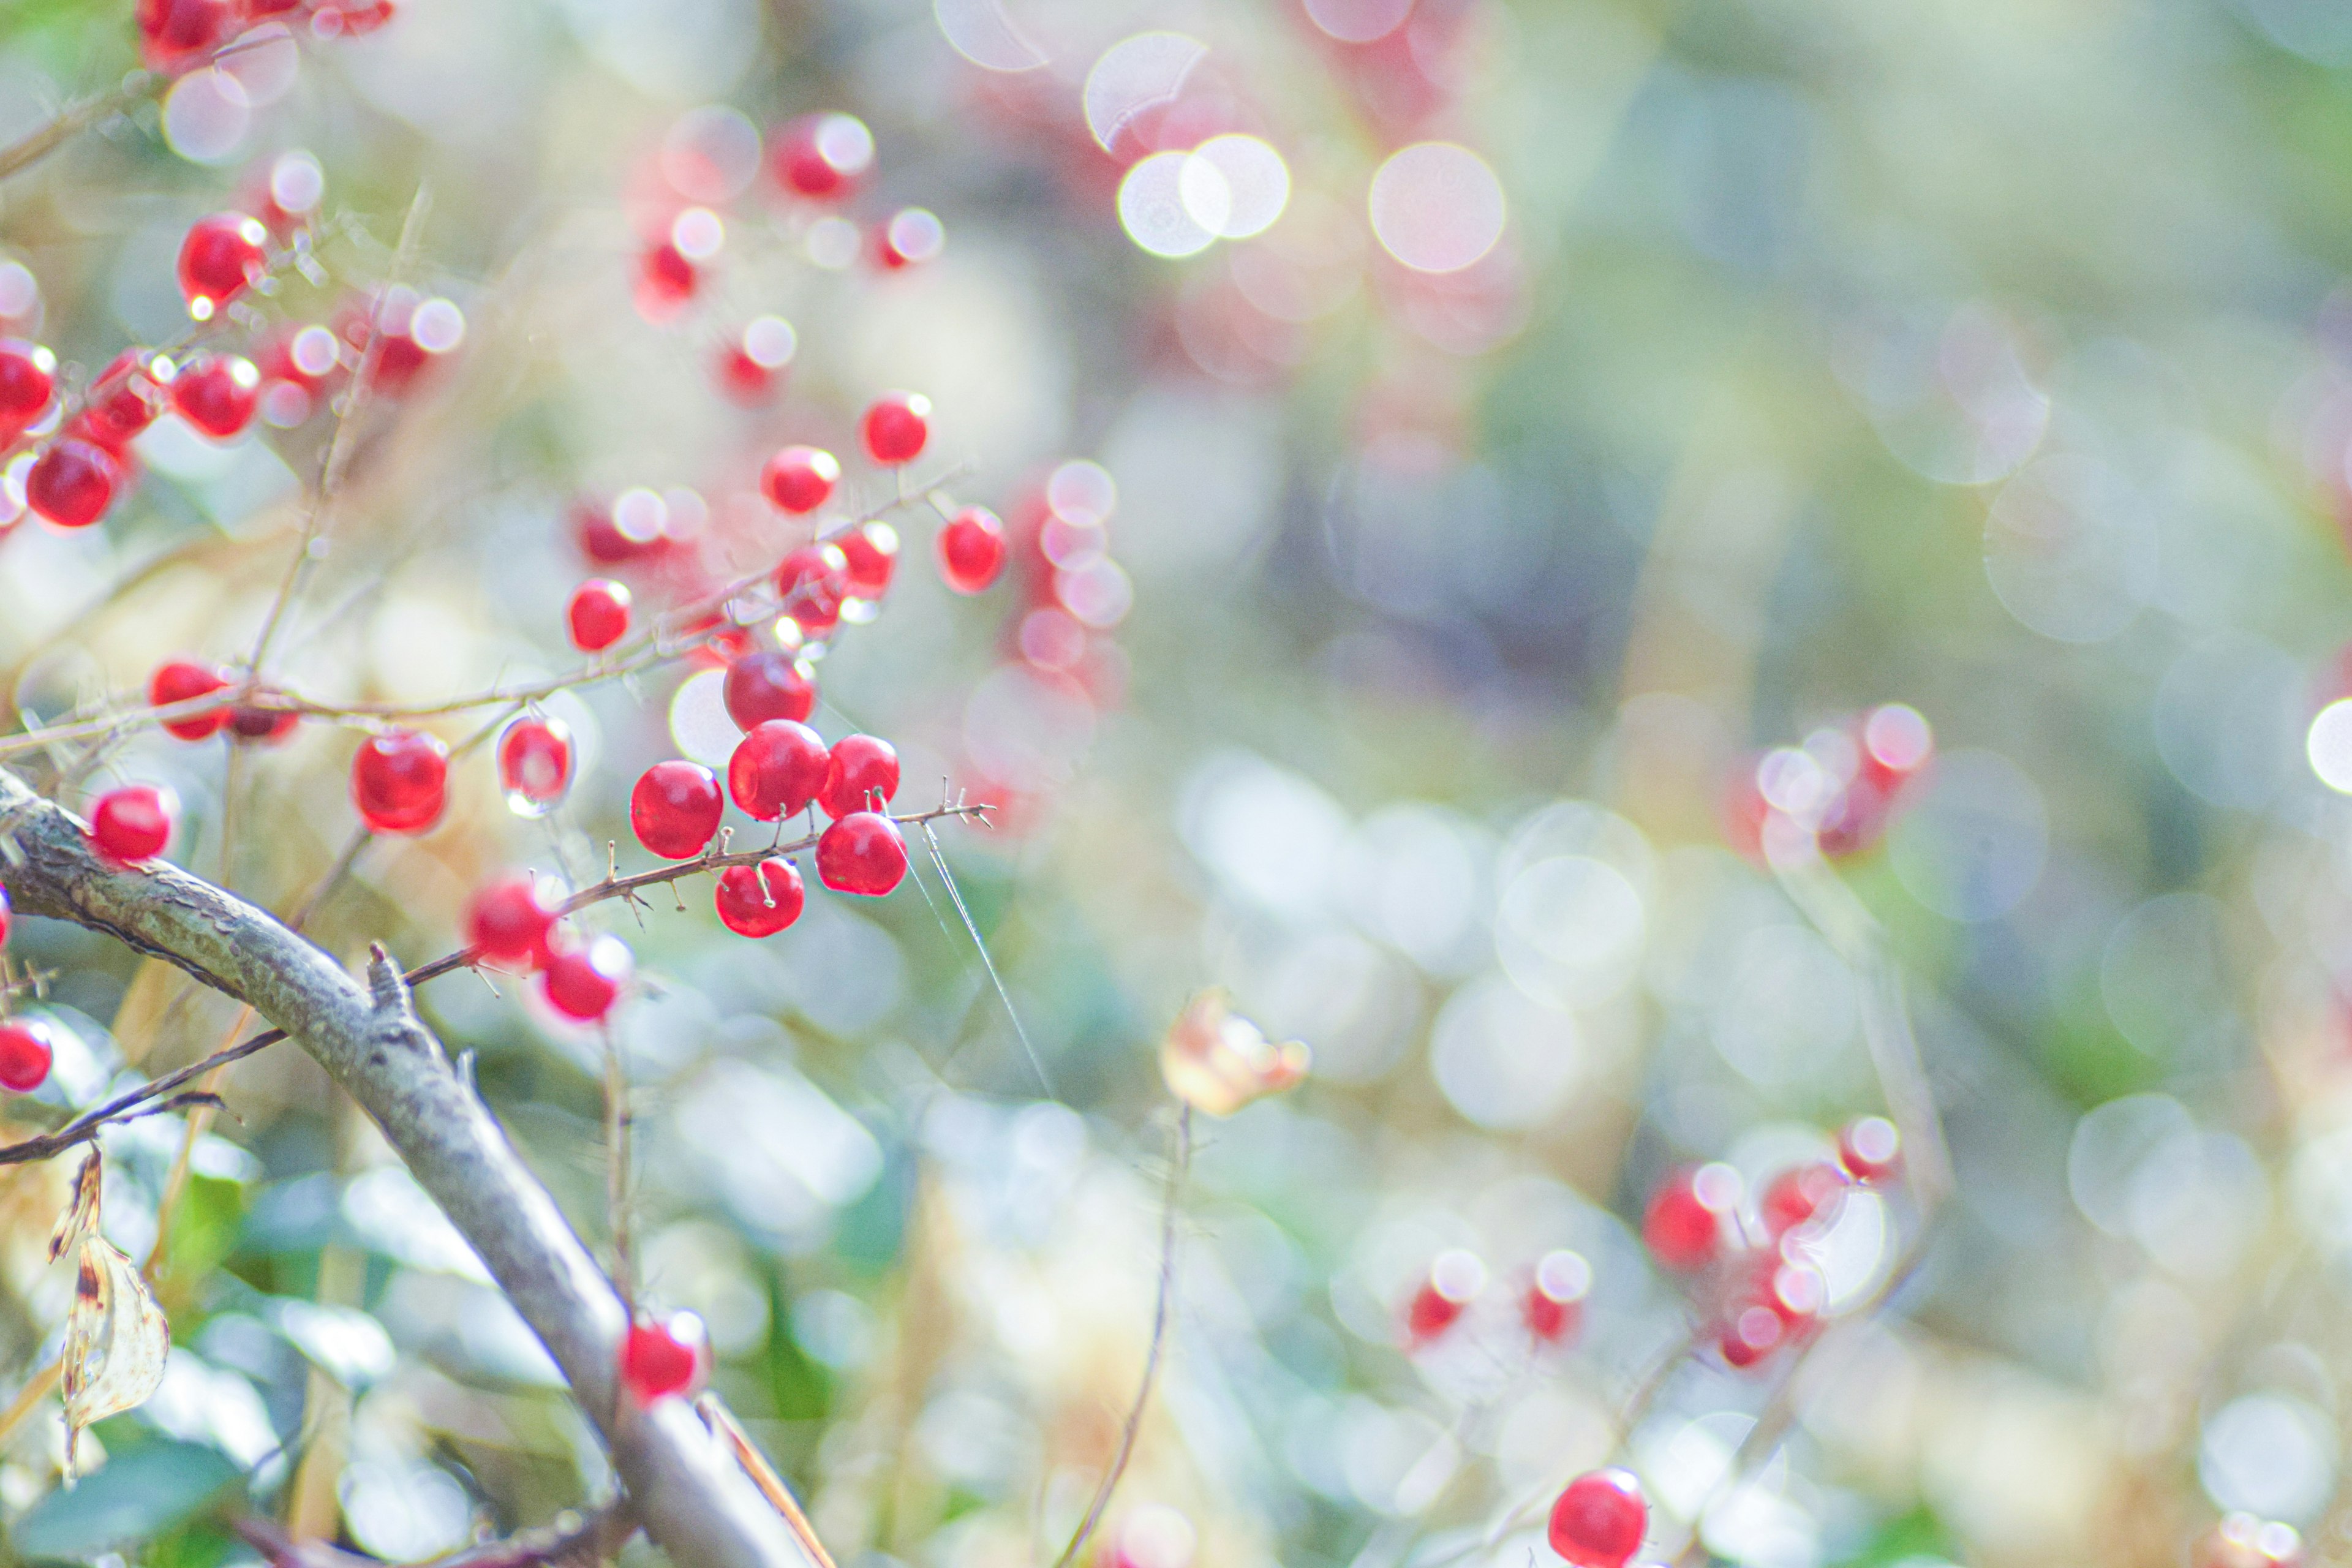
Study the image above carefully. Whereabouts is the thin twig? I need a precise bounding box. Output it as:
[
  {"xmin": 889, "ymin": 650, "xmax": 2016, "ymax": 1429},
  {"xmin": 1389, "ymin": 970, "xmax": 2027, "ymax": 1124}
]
[
  {"xmin": 1048, "ymin": 1104, "xmax": 1193, "ymax": 1568},
  {"xmin": 699, "ymin": 1393, "xmax": 839, "ymax": 1568},
  {"xmin": 248, "ymin": 181, "xmax": 433, "ymax": 673}
]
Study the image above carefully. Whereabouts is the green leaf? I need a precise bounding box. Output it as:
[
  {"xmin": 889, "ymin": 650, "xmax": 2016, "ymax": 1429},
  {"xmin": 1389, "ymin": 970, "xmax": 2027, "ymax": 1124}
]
[{"xmin": 10, "ymin": 1439, "xmax": 243, "ymax": 1562}]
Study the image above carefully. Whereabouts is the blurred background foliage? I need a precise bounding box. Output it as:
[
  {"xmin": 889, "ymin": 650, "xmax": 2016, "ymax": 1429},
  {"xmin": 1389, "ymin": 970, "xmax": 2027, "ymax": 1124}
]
[{"xmin": 4, "ymin": 0, "xmax": 2352, "ymax": 1566}]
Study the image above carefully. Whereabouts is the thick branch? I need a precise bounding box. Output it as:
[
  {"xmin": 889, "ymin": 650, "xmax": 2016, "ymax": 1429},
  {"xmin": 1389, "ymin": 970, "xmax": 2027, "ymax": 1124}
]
[{"xmin": 0, "ymin": 767, "xmax": 806, "ymax": 1568}]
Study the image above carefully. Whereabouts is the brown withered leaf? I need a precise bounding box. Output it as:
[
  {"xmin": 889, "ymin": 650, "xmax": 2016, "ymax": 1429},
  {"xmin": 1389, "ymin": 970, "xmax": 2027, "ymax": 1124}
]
[
  {"xmin": 51, "ymin": 1152, "xmax": 169, "ymax": 1479},
  {"xmin": 1158, "ymin": 989, "xmax": 1310, "ymax": 1117}
]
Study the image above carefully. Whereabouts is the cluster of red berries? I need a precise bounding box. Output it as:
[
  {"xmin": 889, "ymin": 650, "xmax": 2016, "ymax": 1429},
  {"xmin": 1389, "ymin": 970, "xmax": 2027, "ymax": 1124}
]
[
  {"xmin": 464, "ymin": 870, "xmax": 633, "ymax": 1022},
  {"xmin": 6, "ymin": 187, "xmax": 460, "ymax": 537},
  {"xmin": 137, "ymin": 0, "xmax": 390, "ymax": 74},
  {"xmin": 1724, "ymin": 703, "xmax": 1933, "ymax": 866},
  {"xmin": 1640, "ymin": 1116, "xmax": 1900, "ymax": 1371},
  {"xmin": 637, "ymin": 109, "xmax": 941, "ymax": 337},
  {"xmin": 1401, "ymin": 1246, "xmax": 1593, "ymax": 1352}
]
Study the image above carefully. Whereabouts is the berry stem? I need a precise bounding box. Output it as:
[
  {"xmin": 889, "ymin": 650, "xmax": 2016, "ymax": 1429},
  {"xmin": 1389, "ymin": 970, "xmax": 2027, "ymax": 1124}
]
[{"xmin": 1047, "ymin": 1102, "xmax": 1192, "ymax": 1568}]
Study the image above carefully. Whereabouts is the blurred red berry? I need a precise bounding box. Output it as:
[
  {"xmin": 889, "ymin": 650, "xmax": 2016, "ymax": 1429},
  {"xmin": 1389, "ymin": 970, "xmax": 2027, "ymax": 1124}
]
[
  {"xmin": 861, "ymin": 391, "xmax": 930, "ymax": 466},
  {"xmin": 937, "ymin": 506, "xmax": 1006, "ymax": 594},
  {"xmin": 620, "ymin": 1311, "xmax": 707, "ymax": 1401},
  {"xmin": 171, "ymin": 353, "xmax": 262, "ymax": 439},
  {"xmin": 761, "ymin": 445, "xmax": 839, "ymax": 514},
  {"xmin": 178, "ymin": 214, "xmax": 270, "ymax": 319},
  {"xmin": 352, "ymin": 729, "xmax": 450, "ymax": 835},
  {"xmin": 497, "ymin": 715, "xmax": 574, "ymax": 818},
  {"xmin": 151, "ymin": 660, "xmax": 233, "ymax": 740},
  {"xmin": 1548, "ymin": 1470, "xmax": 1646, "ymax": 1568},
  {"xmin": 567, "ymin": 578, "xmax": 633, "ymax": 653},
  {"xmin": 470, "ymin": 873, "xmax": 562, "ymax": 970},
  {"xmin": 1642, "ymin": 1165, "xmax": 1732, "ymax": 1272},
  {"xmin": 775, "ymin": 113, "xmax": 873, "ymax": 200},
  {"xmin": 0, "ymin": 1019, "xmax": 54, "ymax": 1093},
  {"xmin": 90, "ymin": 785, "xmax": 176, "ymax": 863},
  {"xmin": 1838, "ymin": 1115, "xmax": 1902, "ymax": 1183},
  {"xmin": 543, "ymin": 934, "xmax": 630, "ymax": 1021}
]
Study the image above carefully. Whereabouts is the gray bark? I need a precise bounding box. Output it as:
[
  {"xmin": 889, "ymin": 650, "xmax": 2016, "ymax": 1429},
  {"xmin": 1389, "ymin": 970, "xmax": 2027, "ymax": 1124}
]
[{"xmin": 0, "ymin": 767, "xmax": 804, "ymax": 1568}]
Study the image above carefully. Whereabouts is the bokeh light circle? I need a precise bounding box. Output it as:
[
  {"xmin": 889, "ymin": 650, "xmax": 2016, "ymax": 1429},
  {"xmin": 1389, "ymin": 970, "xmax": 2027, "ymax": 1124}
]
[
  {"xmin": 1120, "ymin": 151, "xmax": 1219, "ymax": 259},
  {"xmin": 1186, "ymin": 135, "xmax": 1290, "ymax": 239},
  {"xmin": 1368, "ymin": 143, "xmax": 1506, "ymax": 274}
]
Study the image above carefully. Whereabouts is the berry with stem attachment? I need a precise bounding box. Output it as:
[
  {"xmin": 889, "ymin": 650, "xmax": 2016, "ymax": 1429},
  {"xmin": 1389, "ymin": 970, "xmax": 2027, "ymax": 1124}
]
[
  {"xmin": 775, "ymin": 543, "xmax": 850, "ymax": 638},
  {"xmin": 816, "ymin": 812, "xmax": 908, "ymax": 895},
  {"xmin": 775, "ymin": 113, "xmax": 874, "ymax": 200},
  {"xmin": 727, "ymin": 720, "xmax": 829, "ymax": 821},
  {"xmin": 630, "ymin": 761, "xmax": 723, "ymax": 859},
  {"xmin": 352, "ymin": 729, "xmax": 451, "ymax": 835},
  {"xmin": 837, "ymin": 521, "xmax": 899, "ymax": 602},
  {"xmin": 715, "ymin": 859, "xmax": 805, "ymax": 937},
  {"xmin": 0, "ymin": 341, "xmax": 56, "ymax": 435},
  {"xmin": 819, "ymin": 734, "xmax": 899, "ymax": 819}
]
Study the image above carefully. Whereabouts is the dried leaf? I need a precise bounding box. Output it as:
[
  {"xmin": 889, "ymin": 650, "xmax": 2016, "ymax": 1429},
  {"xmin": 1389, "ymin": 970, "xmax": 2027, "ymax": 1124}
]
[
  {"xmin": 1158, "ymin": 989, "xmax": 1310, "ymax": 1117},
  {"xmin": 52, "ymin": 1153, "xmax": 169, "ymax": 1479}
]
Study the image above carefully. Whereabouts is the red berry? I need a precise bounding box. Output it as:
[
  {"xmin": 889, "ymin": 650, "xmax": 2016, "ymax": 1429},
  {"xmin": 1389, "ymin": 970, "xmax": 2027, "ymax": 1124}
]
[
  {"xmin": 229, "ymin": 703, "xmax": 300, "ymax": 744},
  {"xmin": 137, "ymin": 0, "xmax": 234, "ymax": 68},
  {"xmin": 761, "ymin": 445, "xmax": 839, "ymax": 514},
  {"xmin": 1642, "ymin": 1165, "xmax": 1733, "ymax": 1272},
  {"xmin": 1404, "ymin": 1249, "xmax": 1485, "ymax": 1345},
  {"xmin": 873, "ymin": 207, "xmax": 943, "ymax": 270},
  {"xmin": 936, "ymin": 506, "xmax": 1006, "ymax": 594},
  {"xmin": 716, "ymin": 317, "xmax": 795, "ymax": 404},
  {"xmin": 1720, "ymin": 1302, "xmax": 1787, "ymax": 1369},
  {"xmin": 1523, "ymin": 1249, "xmax": 1591, "ymax": 1344},
  {"xmin": 496, "ymin": 715, "xmax": 574, "ymax": 817},
  {"xmin": 638, "ymin": 241, "xmax": 698, "ymax": 312},
  {"xmin": 26, "ymin": 440, "xmax": 120, "ymax": 529},
  {"xmin": 89, "ymin": 785, "xmax": 176, "ymax": 863},
  {"xmin": 816, "ymin": 812, "xmax": 908, "ymax": 896},
  {"xmin": 352, "ymin": 729, "xmax": 450, "ymax": 835},
  {"xmin": 775, "ymin": 543, "xmax": 849, "ymax": 638},
  {"xmin": 78, "ymin": 352, "xmax": 166, "ymax": 452},
  {"xmin": 543, "ymin": 933, "xmax": 631, "ymax": 1021},
  {"xmin": 170, "ymin": 353, "xmax": 261, "ymax": 439},
  {"xmin": 774, "ymin": 113, "xmax": 874, "ymax": 200},
  {"xmin": 819, "ymin": 734, "xmax": 899, "ymax": 819},
  {"xmin": 715, "ymin": 859, "xmax": 805, "ymax": 938},
  {"xmin": 1548, "ymin": 1471, "xmax": 1646, "ymax": 1568},
  {"xmin": 150, "ymin": 660, "xmax": 232, "ymax": 741},
  {"xmin": 1838, "ymin": 1115, "xmax": 1902, "ymax": 1183},
  {"xmin": 177, "ymin": 214, "xmax": 270, "ymax": 320},
  {"xmin": 0, "ymin": 341, "xmax": 56, "ymax": 434},
  {"xmin": 0, "ymin": 1019, "xmax": 53, "ymax": 1093},
  {"xmin": 723, "ymin": 651, "xmax": 815, "ymax": 730},
  {"xmin": 469, "ymin": 873, "xmax": 562, "ymax": 969},
  {"xmin": 727, "ymin": 720, "xmax": 829, "ymax": 821},
  {"xmin": 836, "ymin": 521, "xmax": 899, "ymax": 602},
  {"xmin": 631, "ymin": 761, "xmax": 723, "ymax": 859},
  {"xmin": 0, "ymin": 886, "xmax": 10, "ymax": 949},
  {"xmin": 860, "ymin": 391, "xmax": 930, "ymax": 466},
  {"xmin": 567, "ymin": 578, "xmax": 632, "ymax": 653},
  {"xmin": 1758, "ymin": 1162, "xmax": 1847, "ymax": 1239},
  {"xmin": 619, "ymin": 1311, "xmax": 707, "ymax": 1402}
]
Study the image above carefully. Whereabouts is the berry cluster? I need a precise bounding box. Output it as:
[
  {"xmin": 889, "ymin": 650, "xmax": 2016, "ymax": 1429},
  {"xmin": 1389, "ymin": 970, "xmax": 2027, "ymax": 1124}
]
[
  {"xmin": 1400, "ymin": 1245, "xmax": 1593, "ymax": 1354},
  {"xmin": 137, "ymin": 0, "xmax": 391, "ymax": 76},
  {"xmin": 4, "ymin": 163, "xmax": 461, "ymax": 537},
  {"xmin": 1640, "ymin": 1116, "xmax": 1901, "ymax": 1372},
  {"xmin": 1723, "ymin": 704, "xmax": 1934, "ymax": 866}
]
